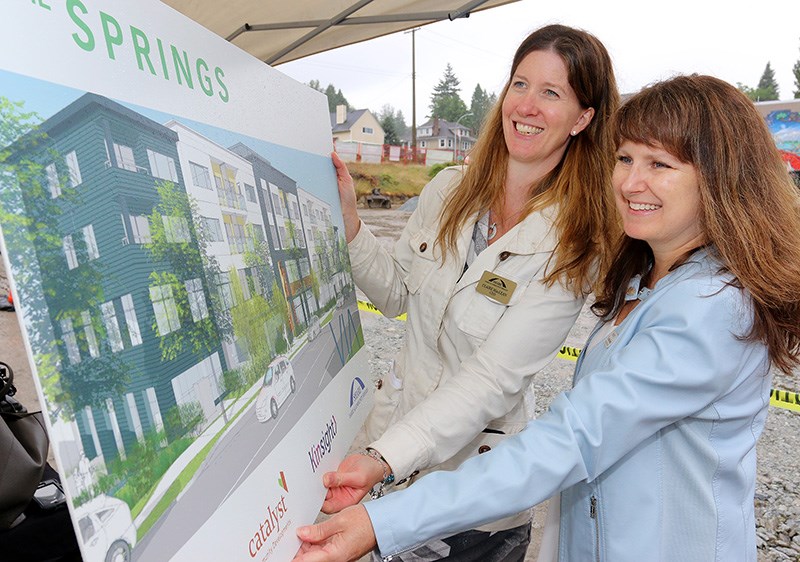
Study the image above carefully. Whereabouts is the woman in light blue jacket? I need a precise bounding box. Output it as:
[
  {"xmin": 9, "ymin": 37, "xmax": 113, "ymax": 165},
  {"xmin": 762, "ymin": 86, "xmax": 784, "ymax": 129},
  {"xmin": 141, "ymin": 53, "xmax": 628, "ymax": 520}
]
[{"xmin": 294, "ymin": 75, "xmax": 800, "ymax": 562}]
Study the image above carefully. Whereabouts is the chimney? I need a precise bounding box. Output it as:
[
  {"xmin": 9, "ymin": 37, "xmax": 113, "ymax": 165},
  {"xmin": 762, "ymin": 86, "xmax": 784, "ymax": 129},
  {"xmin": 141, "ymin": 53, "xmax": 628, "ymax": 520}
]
[
  {"xmin": 336, "ymin": 104, "xmax": 347, "ymax": 125},
  {"xmin": 433, "ymin": 118, "xmax": 440, "ymax": 136}
]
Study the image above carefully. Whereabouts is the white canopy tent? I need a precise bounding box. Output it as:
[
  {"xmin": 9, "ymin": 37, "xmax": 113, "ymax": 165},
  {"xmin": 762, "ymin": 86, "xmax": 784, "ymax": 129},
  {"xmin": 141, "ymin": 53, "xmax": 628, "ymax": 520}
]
[{"xmin": 162, "ymin": 0, "xmax": 520, "ymax": 65}]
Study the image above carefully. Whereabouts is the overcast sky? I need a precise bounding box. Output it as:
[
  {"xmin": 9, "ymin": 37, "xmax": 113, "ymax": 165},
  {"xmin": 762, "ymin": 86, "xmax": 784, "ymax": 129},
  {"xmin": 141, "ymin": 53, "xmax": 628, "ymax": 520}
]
[{"xmin": 278, "ymin": 0, "xmax": 799, "ymax": 124}]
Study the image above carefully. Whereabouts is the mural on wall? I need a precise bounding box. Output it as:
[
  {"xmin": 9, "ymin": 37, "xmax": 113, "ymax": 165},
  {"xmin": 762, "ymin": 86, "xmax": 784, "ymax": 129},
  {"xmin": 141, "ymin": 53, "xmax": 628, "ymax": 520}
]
[
  {"xmin": 0, "ymin": 2, "xmax": 372, "ymax": 561},
  {"xmin": 765, "ymin": 109, "xmax": 800, "ymax": 171}
]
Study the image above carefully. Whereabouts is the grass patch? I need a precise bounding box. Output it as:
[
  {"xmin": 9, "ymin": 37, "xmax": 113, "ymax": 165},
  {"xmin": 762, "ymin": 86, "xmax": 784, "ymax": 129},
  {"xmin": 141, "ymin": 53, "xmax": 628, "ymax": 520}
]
[
  {"xmin": 133, "ymin": 394, "xmax": 255, "ymax": 540},
  {"xmin": 347, "ymin": 162, "xmax": 431, "ymax": 199}
]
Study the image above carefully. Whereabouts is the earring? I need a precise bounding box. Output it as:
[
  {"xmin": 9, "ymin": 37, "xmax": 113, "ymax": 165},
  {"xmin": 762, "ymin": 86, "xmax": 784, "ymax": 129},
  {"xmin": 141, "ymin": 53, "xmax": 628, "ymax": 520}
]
[{"xmin": 570, "ymin": 130, "xmax": 577, "ymax": 136}]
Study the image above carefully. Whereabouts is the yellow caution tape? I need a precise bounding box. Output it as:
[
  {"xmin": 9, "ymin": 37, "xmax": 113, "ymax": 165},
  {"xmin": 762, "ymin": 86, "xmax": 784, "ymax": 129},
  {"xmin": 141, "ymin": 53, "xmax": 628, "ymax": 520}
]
[
  {"xmin": 357, "ymin": 299, "xmax": 407, "ymax": 321},
  {"xmin": 357, "ymin": 300, "xmax": 797, "ymax": 412},
  {"xmin": 557, "ymin": 345, "xmax": 581, "ymax": 361},
  {"xmin": 770, "ymin": 389, "xmax": 800, "ymax": 413}
]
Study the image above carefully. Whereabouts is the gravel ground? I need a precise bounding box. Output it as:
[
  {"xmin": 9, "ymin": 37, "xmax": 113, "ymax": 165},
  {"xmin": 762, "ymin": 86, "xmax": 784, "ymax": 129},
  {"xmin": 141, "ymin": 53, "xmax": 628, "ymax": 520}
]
[{"xmin": 354, "ymin": 208, "xmax": 800, "ymax": 562}]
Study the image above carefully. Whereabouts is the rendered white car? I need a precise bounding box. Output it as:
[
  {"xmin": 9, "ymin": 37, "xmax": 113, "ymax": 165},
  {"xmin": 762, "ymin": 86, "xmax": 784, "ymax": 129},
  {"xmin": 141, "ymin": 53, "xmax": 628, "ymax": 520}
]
[
  {"xmin": 74, "ymin": 494, "xmax": 136, "ymax": 562},
  {"xmin": 307, "ymin": 315, "xmax": 321, "ymax": 340},
  {"xmin": 254, "ymin": 355, "xmax": 296, "ymax": 422}
]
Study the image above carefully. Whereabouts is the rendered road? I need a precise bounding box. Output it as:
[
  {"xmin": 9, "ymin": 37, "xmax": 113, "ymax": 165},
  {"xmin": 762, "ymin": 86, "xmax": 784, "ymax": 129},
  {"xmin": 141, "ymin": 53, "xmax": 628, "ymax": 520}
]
[{"xmin": 131, "ymin": 299, "xmax": 362, "ymax": 561}]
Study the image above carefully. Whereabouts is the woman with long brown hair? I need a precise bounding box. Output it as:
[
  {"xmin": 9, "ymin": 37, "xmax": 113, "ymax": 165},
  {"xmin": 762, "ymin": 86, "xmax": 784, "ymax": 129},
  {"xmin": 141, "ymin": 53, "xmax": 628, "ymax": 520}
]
[
  {"xmin": 321, "ymin": 24, "xmax": 619, "ymax": 560},
  {"xmin": 296, "ymin": 74, "xmax": 800, "ymax": 562}
]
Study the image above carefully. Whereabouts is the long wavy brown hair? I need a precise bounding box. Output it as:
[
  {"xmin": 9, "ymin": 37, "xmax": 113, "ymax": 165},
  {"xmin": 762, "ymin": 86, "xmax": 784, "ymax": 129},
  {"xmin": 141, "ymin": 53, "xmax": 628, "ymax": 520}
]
[
  {"xmin": 435, "ymin": 24, "xmax": 620, "ymax": 295},
  {"xmin": 592, "ymin": 74, "xmax": 800, "ymax": 374}
]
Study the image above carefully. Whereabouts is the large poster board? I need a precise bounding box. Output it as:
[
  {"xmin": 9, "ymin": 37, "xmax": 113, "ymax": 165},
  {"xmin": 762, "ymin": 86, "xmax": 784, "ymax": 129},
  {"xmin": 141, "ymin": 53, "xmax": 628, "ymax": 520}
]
[{"xmin": 0, "ymin": 2, "xmax": 372, "ymax": 560}]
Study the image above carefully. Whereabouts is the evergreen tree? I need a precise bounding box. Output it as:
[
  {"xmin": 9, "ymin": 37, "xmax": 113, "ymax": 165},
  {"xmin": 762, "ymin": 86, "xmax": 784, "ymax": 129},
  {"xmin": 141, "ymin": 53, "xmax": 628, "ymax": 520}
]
[
  {"xmin": 757, "ymin": 62, "xmax": 780, "ymax": 100},
  {"xmin": 740, "ymin": 62, "xmax": 780, "ymax": 101},
  {"xmin": 793, "ymin": 42, "xmax": 800, "ymax": 98},
  {"xmin": 429, "ymin": 64, "xmax": 468, "ymax": 122},
  {"xmin": 324, "ymin": 84, "xmax": 352, "ymax": 113},
  {"xmin": 378, "ymin": 104, "xmax": 408, "ymax": 145},
  {"xmin": 307, "ymin": 80, "xmax": 353, "ymax": 113},
  {"xmin": 467, "ymin": 84, "xmax": 494, "ymax": 133},
  {"xmin": 395, "ymin": 109, "xmax": 408, "ymax": 138}
]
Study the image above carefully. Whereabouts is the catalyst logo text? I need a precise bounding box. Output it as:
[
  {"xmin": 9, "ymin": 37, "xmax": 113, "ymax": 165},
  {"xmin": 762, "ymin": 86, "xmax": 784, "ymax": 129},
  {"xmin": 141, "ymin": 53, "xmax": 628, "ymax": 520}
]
[{"xmin": 247, "ymin": 494, "xmax": 289, "ymax": 559}]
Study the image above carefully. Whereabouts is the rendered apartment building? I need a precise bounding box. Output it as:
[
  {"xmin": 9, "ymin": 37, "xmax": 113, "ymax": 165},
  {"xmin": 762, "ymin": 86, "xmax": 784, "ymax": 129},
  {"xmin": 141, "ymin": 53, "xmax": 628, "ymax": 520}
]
[
  {"xmin": 165, "ymin": 122, "xmax": 278, "ymax": 371},
  {"xmin": 4, "ymin": 93, "xmax": 227, "ymax": 472},
  {"xmin": 229, "ymin": 143, "xmax": 317, "ymax": 336}
]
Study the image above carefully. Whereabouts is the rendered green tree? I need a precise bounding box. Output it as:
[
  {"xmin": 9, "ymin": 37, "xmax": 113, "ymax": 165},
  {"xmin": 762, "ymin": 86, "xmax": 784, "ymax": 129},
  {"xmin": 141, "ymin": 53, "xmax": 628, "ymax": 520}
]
[
  {"xmin": 146, "ymin": 179, "xmax": 228, "ymax": 362},
  {"xmin": 793, "ymin": 44, "xmax": 800, "ymax": 99}
]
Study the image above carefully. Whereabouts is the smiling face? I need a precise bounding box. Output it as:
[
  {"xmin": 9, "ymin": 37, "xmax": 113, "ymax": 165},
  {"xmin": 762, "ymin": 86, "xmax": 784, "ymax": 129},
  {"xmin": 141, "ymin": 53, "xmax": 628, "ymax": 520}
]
[
  {"xmin": 613, "ymin": 140, "xmax": 705, "ymax": 265},
  {"xmin": 501, "ymin": 49, "xmax": 594, "ymax": 172}
]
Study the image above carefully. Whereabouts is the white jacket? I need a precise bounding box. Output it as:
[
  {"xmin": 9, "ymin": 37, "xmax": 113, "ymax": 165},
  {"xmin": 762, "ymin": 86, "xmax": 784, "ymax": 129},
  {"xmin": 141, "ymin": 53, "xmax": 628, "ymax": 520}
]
[{"xmin": 348, "ymin": 167, "xmax": 584, "ymax": 530}]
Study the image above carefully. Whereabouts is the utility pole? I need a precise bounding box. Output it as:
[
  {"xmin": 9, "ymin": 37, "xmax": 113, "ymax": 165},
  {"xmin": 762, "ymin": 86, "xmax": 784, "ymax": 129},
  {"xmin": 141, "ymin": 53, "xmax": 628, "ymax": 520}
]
[{"xmin": 405, "ymin": 27, "xmax": 420, "ymax": 163}]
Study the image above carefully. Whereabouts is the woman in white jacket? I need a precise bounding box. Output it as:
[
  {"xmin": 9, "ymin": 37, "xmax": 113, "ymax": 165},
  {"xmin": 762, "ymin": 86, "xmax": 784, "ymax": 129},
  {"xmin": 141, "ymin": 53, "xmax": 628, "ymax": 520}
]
[
  {"xmin": 295, "ymin": 74, "xmax": 800, "ymax": 562},
  {"xmin": 320, "ymin": 24, "xmax": 619, "ymax": 561}
]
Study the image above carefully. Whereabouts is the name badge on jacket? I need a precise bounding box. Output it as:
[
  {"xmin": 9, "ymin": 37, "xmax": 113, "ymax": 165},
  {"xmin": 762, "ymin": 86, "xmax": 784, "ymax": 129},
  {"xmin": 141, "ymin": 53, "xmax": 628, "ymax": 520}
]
[{"xmin": 476, "ymin": 270, "xmax": 517, "ymax": 305}]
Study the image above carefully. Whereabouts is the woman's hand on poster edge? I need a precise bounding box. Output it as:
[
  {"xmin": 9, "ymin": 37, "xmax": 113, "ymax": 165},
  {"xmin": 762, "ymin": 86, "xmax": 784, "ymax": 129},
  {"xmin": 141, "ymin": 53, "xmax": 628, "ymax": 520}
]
[
  {"xmin": 293, "ymin": 504, "xmax": 378, "ymax": 562},
  {"xmin": 320, "ymin": 453, "xmax": 386, "ymax": 514},
  {"xmin": 332, "ymin": 151, "xmax": 361, "ymax": 243}
]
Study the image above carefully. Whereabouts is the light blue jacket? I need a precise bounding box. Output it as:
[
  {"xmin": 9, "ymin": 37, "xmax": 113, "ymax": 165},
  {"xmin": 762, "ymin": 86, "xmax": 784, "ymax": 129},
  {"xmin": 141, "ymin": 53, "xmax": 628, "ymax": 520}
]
[{"xmin": 365, "ymin": 248, "xmax": 772, "ymax": 561}]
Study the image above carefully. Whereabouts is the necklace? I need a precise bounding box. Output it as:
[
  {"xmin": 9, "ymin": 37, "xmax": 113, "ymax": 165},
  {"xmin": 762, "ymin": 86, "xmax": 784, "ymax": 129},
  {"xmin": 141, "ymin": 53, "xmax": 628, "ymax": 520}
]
[{"xmin": 487, "ymin": 208, "xmax": 526, "ymax": 241}]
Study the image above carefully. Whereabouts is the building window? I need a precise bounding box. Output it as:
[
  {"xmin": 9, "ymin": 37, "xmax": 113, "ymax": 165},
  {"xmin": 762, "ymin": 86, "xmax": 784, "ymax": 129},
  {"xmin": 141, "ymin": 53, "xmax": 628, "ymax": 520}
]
[
  {"xmin": 215, "ymin": 273, "xmax": 234, "ymax": 310},
  {"xmin": 420, "ymin": 141, "xmax": 427, "ymax": 148},
  {"xmin": 286, "ymin": 261, "xmax": 299, "ymax": 283},
  {"xmin": 185, "ymin": 278, "xmax": 209, "ymax": 322},
  {"xmin": 269, "ymin": 222, "xmax": 279, "ymax": 250},
  {"xmin": 252, "ymin": 225, "xmax": 266, "ymax": 244},
  {"xmin": 201, "ymin": 216, "xmax": 224, "ymax": 242},
  {"xmin": 244, "ymin": 183, "xmax": 256, "ymax": 203},
  {"xmin": 238, "ymin": 269, "xmax": 251, "ymax": 301},
  {"xmin": 60, "ymin": 318, "xmax": 81, "ymax": 365},
  {"xmin": 130, "ymin": 215, "xmax": 152, "ymax": 244},
  {"xmin": 100, "ymin": 301, "xmax": 124, "ymax": 352},
  {"xmin": 65, "ymin": 150, "xmax": 82, "ymax": 187},
  {"xmin": 189, "ymin": 161, "xmax": 212, "ymax": 189},
  {"xmin": 447, "ymin": 138, "xmax": 452, "ymax": 148},
  {"xmin": 113, "ymin": 143, "xmax": 137, "ymax": 172},
  {"xmin": 439, "ymin": 139, "xmax": 446, "ymax": 148},
  {"xmin": 82, "ymin": 225, "xmax": 100, "ymax": 260},
  {"xmin": 147, "ymin": 149, "xmax": 178, "ymax": 182},
  {"xmin": 63, "ymin": 235, "xmax": 78, "ymax": 270},
  {"xmin": 121, "ymin": 294, "xmax": 142, "ymax": 346},
  {"xmin": 150, "ymin": 285, "xmax": 180, "ymax": 336},
  {"xmin": 81, "ymin": 310, "xmax": 99, "ymax": 358},
  {"xmin": 46, "ymin": 163, "xmax": 61, "ymax": 198},
  {"xmin": 271, "ymin": 192, "xmax": 283, "ymax": 216},
  {"xmin": 362, "ymin": 127, "xmax": 374, "ymax": 134},
  {"xmin": 163, "ymin": 215, "xmax": 190, "ymax": 243},
  {"xmin": 278, "ymin": 226, "xmax": 287, "ymax": 249},
  {"xmin": 223, "ymin": 214, "xmax": 247, "ymax": 254},
  {"xmin": 246, "ymin": 267, "xmax": 263, "ymax": 296}
]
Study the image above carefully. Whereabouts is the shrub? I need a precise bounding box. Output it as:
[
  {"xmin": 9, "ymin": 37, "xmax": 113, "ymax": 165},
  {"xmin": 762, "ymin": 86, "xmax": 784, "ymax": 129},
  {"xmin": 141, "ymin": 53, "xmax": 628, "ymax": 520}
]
[{"xmin": 428, "ymin": 162, "xmax": 457, "ymax": 179}]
